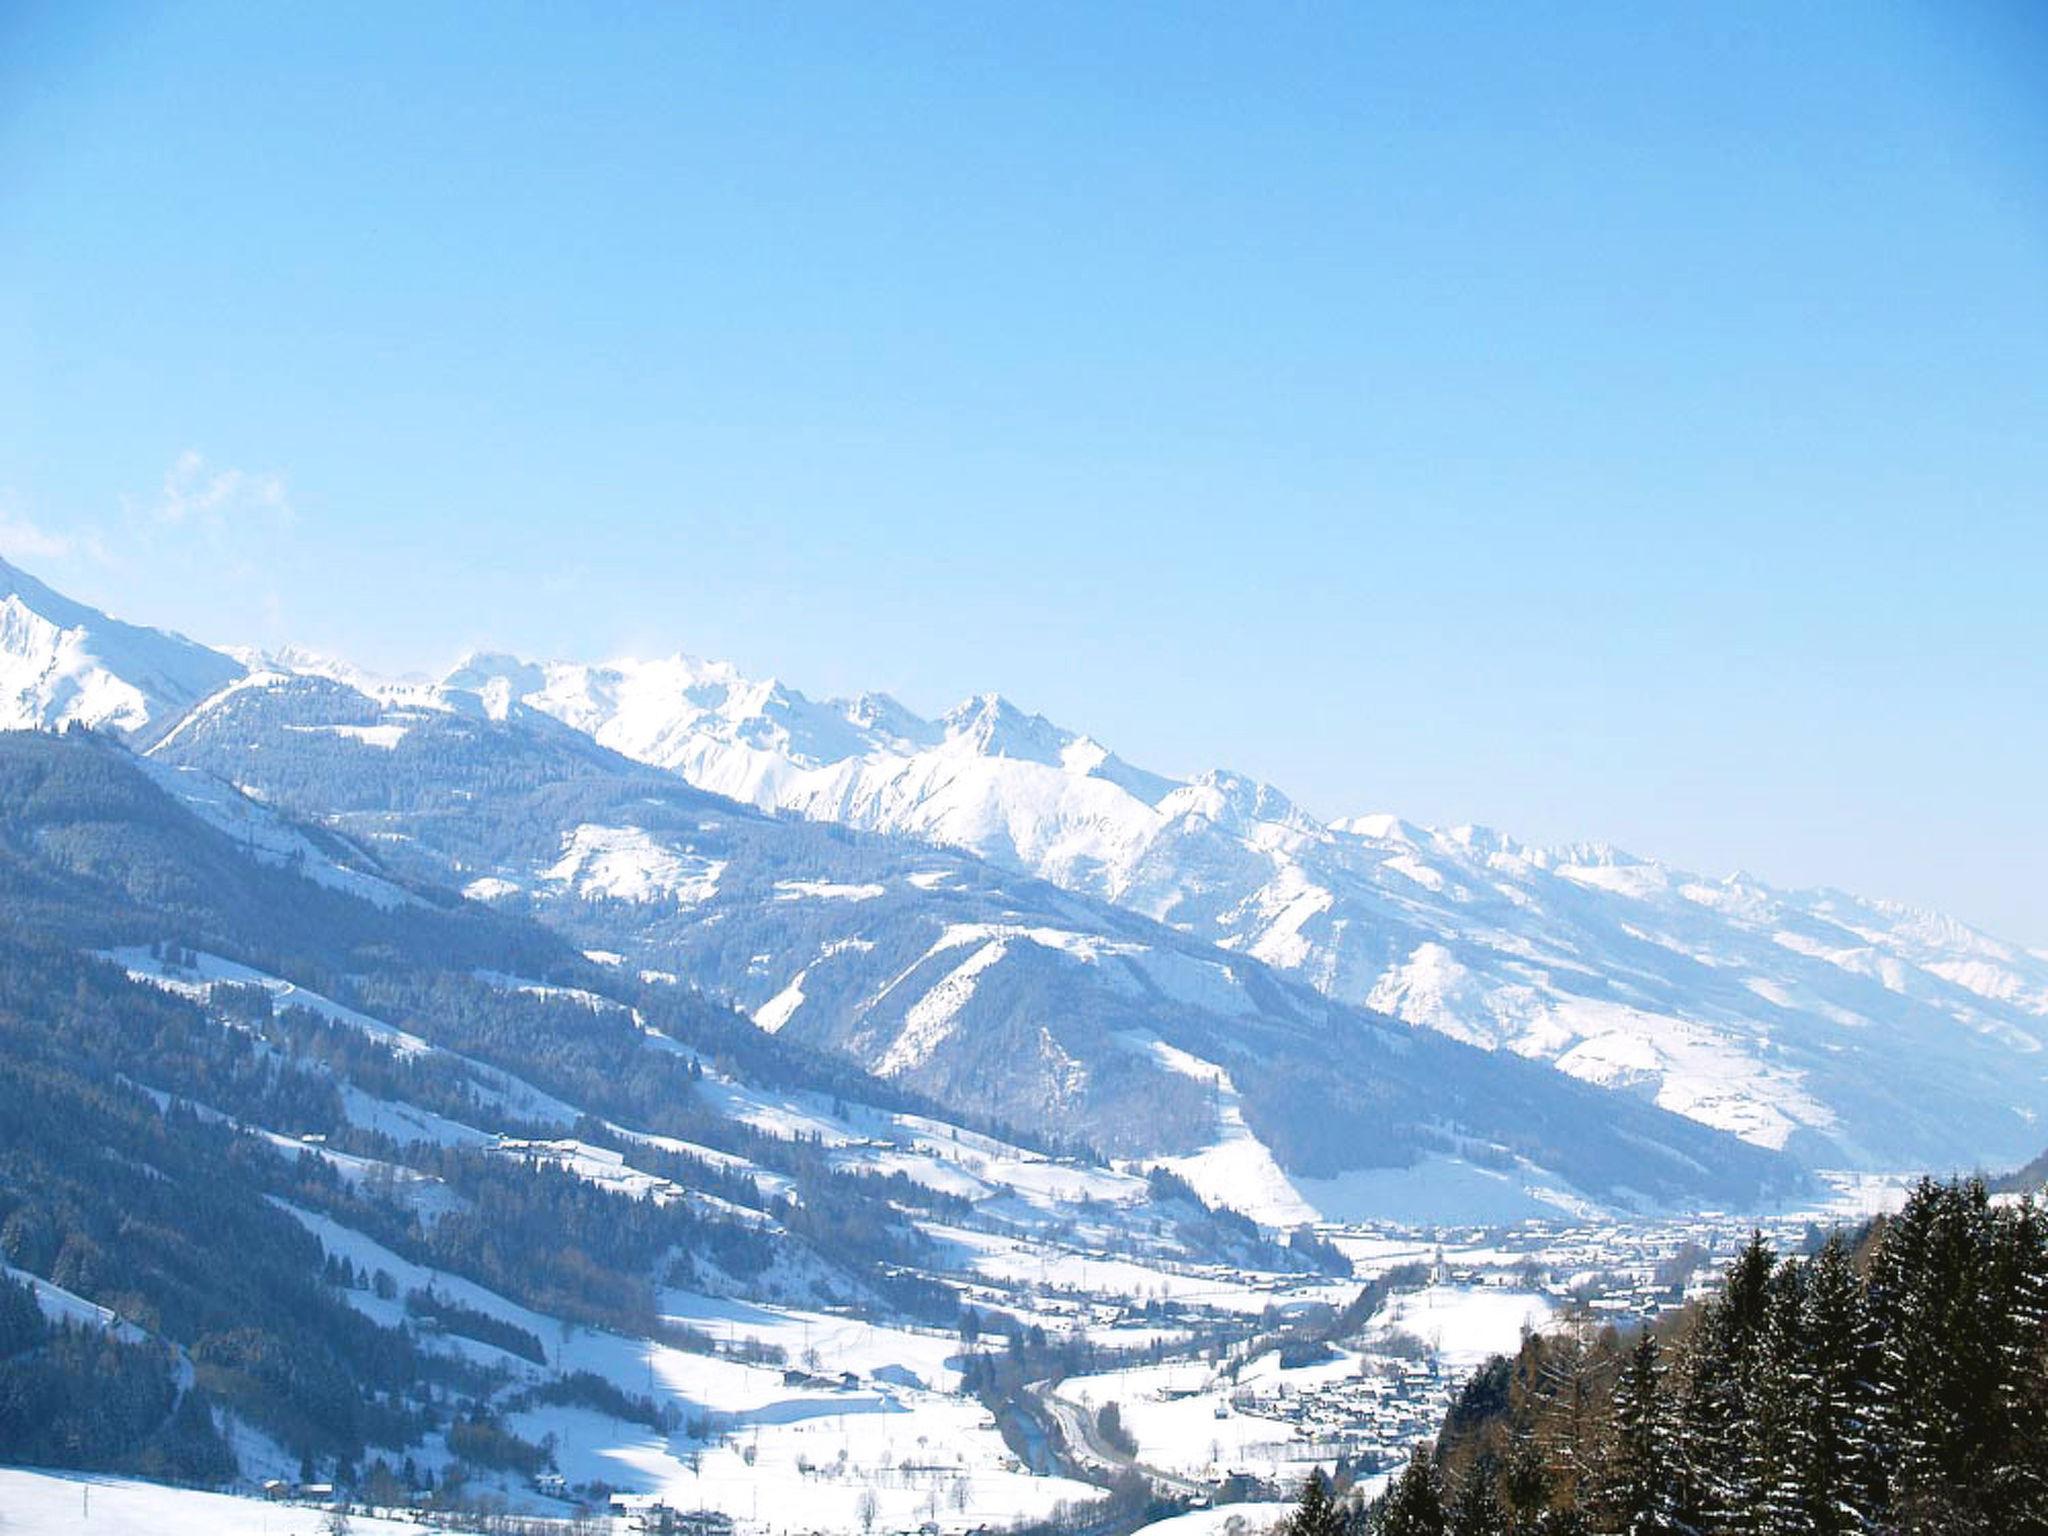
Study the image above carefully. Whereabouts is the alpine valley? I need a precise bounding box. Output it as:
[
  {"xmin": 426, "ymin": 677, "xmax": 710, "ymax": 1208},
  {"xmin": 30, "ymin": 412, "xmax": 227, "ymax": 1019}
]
[{"xmin": 1, "ymin": 553, "xmax": 2043, "ymax": 1528}]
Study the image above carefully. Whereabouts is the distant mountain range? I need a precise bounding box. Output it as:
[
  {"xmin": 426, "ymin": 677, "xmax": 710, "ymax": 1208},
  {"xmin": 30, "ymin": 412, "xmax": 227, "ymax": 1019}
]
[
  {"xmin": 6, "ymin": 554, "xmax": 2045, "ymax": 1214},
  {"xmin": 434, "ymin": 645, "xmax": 2048, "ymax": 1174}
]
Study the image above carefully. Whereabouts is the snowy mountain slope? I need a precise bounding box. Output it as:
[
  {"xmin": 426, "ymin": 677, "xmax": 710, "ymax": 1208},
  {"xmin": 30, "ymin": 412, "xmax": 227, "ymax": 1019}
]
[
  {"xmin": 150, "ymin": 665, "xmax": 1801, "ymax": 1219},
  {"xmin": 0, "ymin": 728, "xmax": 1334, "ymax": 1519},
  {"xmin": 445, "ymin": 651, "xmax": 2048, "ymax": 1172},
  {"xmin": 0, "ymin": 557, "xmax": 244, "ymax": 740},
  {"xmin": 0, "ymin": 558, "xmax": 2028, "ymax": 1183}
]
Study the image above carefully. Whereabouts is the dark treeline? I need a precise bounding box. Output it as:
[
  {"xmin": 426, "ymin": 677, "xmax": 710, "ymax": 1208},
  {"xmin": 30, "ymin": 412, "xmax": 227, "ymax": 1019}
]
[
  {"xmin": 0, "ymin": 1278, "xmax": 235, "ymax": 1482},
  {"xmin": 1317, "ymin": 1177, "xmax": 2048, "ymax": 1535}
]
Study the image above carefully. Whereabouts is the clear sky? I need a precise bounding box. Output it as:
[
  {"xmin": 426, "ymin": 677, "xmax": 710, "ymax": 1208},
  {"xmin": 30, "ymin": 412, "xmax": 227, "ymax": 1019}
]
[{"xmin": 3, "ymin": 3, "xmax": 2045, "ymax": 942}]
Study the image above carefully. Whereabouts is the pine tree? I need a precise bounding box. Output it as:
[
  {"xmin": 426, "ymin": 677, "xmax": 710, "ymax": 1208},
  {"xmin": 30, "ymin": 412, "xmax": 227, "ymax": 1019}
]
[
  {"xmin": 1501, "ymin": 1433, "xmax": 1554, "ymax": 1529},
  {"xmin": 1748, "ymin": 1258, "xmax": 1814, "ymax": 1536},
  {"xmin": 1597, "ymin": 1330, "xmax": 1680, "ymax": 1535},
  {"xmin": 1378, "ymin": 1447, "xmax": 1447, "ymax": 1536},
  {"xmin": 1447, "ymin": 1469, "xmax": 1509, "ymax": 1536},
  {"xmin": 1286, "ymin": 1468, "xmax": 1349, "ymax": 1536},
  {"xmin": 1867, "ymin": 1179, "xmax": 1992, "ymax": 1533},
  {"xmin": 1788, "ymin": 1235, "xmax": 1879, "ymax": 1535},
  {"xmin": 1679, "ymin": 1232, "xmax": 1776, "ymax": 1533},
  {"xmin": 1984, "ymin": 1195, "xmax": 2048, "ymax": 1529}
]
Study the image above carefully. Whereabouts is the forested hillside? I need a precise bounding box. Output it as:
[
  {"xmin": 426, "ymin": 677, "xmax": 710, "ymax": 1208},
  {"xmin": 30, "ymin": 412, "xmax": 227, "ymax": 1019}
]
[
  {"xmin": 1349, "ymin": 1178, "xmax": 2048, "ymax": 1534},
  {"xmin": 0, "ymin": 728, "xmax": 1307, "ymax": 1500}
]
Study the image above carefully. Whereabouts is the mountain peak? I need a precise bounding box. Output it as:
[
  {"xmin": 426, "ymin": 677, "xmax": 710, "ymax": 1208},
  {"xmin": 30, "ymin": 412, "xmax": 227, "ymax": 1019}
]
[
  {"xmin": 939, "ymin": 692, "xmax": 1073, "ymax": 764},
  {"xmin": 1332, "ymin": 811, "xmax": 1420, "ymax": 844},
  {"xmin": 1158, "ymin": 768, "xmax": 1309, "ymax": 834},
  {"xmin": 0, "ymin": 559, "xmax": 243, "ymax": 742},
  {"xmin": 835, "ymin": 690, "xmax": 941, "ymax": 751}
]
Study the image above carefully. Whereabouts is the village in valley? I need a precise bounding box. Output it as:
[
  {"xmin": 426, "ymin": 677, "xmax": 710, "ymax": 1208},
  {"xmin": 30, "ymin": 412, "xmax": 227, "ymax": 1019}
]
[{"xmin": 1, "ymin": 1168, "xmax": 1881, "ymax": 1536}]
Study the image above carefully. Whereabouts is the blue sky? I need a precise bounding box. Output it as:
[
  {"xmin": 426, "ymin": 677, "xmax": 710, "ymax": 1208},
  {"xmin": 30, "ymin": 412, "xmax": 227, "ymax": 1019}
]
[{"xmin": 3, "ymin": 3, "xmax": 2045, "ymax": 941}]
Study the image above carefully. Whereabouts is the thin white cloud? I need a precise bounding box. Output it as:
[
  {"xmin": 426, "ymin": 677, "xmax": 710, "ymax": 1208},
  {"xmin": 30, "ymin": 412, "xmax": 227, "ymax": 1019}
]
[
  {"xmin": 0, "ymin": 508, "xmax": 81, "ymax": 563},
  {"xmin": 148, "ymin": 449, "xmax": 295, "ymax": 533}
]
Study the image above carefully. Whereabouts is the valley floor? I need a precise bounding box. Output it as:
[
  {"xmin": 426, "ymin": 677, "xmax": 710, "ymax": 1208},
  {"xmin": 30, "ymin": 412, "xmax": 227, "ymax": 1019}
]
[{"xmin": 1, "ymin": 1187, "xmax": 1904, "ymax": 1536}]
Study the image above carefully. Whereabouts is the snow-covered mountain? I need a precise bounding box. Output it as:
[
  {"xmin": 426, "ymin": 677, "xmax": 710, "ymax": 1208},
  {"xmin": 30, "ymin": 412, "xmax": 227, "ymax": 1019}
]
[
  {"xmin": 152, "ymin": 665, "xmax": 1795, "ymax": 1222},
  {"xmin": 0, "ymin": 557, "xmax": 245, "ymax": 740},
  {"xmin": 1, "ymin": 556, "xmax": 2040, "ymax": 1184},
  {"xmin": 445, "ymin": 650, "xmax": 2048, "ymax": 1171}
]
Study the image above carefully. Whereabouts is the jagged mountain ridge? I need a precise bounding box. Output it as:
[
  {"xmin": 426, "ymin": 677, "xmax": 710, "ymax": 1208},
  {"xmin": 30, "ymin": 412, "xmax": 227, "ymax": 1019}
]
[
  {"xmin": 2, "ymin": 558, "xmax": 2042, "ymax": 1180},
  {"xmin": 148, "ymin": 665, "xmax": 1796, "ymax": 1221},
  {"xmin": 441, "ymin": 649, "xmax": 2048, "ymax": 1170}
]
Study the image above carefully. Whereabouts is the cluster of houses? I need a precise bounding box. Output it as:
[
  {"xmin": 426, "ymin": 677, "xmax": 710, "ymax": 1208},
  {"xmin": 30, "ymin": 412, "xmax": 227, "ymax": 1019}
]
[
  {"xmin": 1217, "ymin": 1355, "xmax": 1456, "ymax": 1480},
  {"xmin": 609, "ymin": 1494, "xmax": 739, "ymax": 1535}
]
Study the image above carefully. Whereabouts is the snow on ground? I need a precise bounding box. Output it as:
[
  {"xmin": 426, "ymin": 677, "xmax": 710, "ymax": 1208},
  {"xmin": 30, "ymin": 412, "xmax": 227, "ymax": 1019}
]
[
  {"xmin": 472, "ymin": 967, "xmax": 639, "ymax": 1019},
  {"xmin": 259, "ymin": 1134, "xmax": 468, "ymax": 1222},
  {"xmin": 134, "ymin": 756, "xmax": 420, "ymax": 911},
  {"xmin": 1794, "ymin": 1169, "xmax": 1919, "ymax": 1218},
  {"xmin": 527, "ymin": 1390, "xmax": 1099, "ymax": 1536},
  {"xmin": 1135, "ymin": 1039, "xmax": 1318, "ymax": 1227},
  {"xmin": 1290, "ymin": 1153, "xmax": 1603, "ymax": 1225},
  {"xmin": 1131, "ymin": 1501, "xmax": 1294, "ymax": 1536},
  {"xmin": 692, "ymin": 1075, "xmax": 1141, "ymax": 1214},
  {"xmin": 107, "ymin": 946, "xmax": 431, "ymax": 1054},
  {"xmin": 775, "ymin": 879, "xmax": 886, "ymax": 902},
  {"xmin": 754, "ymin": 972, "xmax": 807, "ymax": 1032},
  {"xmin": 5, "ymin": 1262, "xmax": 149, "ymax": 1343},
  {"xmin": 105, "ymin": 946, "xmax": 581, "ymax": 1128},
  {"xmin": 926, "ymin": 1223, "xmax": 1353, "ymax": 1317},
  {"xmin": 1370, "ymin": 1285, "xmax": 1555, "ymax": 1368},
  {"xmin": 1051, "ymin": 1345, "xmax": 1385, "ymax": 1486},
  {"xmin": 544, "ymin": 823, "xmax": 725, "ymax": 904},
  {"xmin": 265, "ymin": 1199, "xmax": 1079, "ymax": 1528},
  {"xmin": 287, "ymin": 720, "xmax": 412, "ymax": 750},
  {"xmin": 661, "ymin": 1292, "xmax": 965, "ymax": 1386},
  {"xmin": 1121, "ymin": 951, "xmax": 1263, "ymax": 1021},
  {"xmin": 697, "ymin": 1073, "xmax": 865, "ymax": 1147},
  {"xmin": 273, "ymin": 1201, "xmax": 555, "ymax": 1362},
  {"xmin": 0, "ymin": 1469, "xmax": 439, "ymax": 1536},
  {"xmin": 340, "ymin": 1083, "xmax": 493, "ymax": 1148},
  {"xmin": 874, "ymin": 1115, "xmax": 1141, "ymax": 1211},
  {"xmin": 877, "ymin": 939, "xmax": 1012, "ymax": 1077}
]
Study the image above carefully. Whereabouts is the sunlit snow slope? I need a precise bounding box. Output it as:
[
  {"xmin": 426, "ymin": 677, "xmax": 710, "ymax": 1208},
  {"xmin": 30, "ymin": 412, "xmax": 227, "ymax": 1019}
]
[
  {"xmin": 0, "ymin": 558, "xmax": 243, "ymax": 740},
  {"xmin": 446, "ymin": 650, "xmax": 2048, "ymax": 1171}
]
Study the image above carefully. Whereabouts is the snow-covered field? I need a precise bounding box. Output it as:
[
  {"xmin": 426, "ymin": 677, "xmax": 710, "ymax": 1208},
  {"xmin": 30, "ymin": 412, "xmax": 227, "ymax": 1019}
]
[
  {"xmin": 0, "ymin": 1468, "xmax": 436, "ymax": 1536},
  {"xmin": 1370, "ymin": 1285, "xmax": 1554, "ymax": 1368},
  {"xmin": 1130, "ymin": 1501, "xmax": 1295, "ymax": 1536}
]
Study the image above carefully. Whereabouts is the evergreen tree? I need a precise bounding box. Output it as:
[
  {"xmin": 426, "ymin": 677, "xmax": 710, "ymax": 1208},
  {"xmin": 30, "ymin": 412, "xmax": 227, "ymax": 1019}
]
[
  {"xmin": 0, "ymin": 1274, "xmax": 46, "ymax": 1358},
  {"xmin": 1866, "ymin": 1179, "xmax": 2001, "ymax": 1532},
  {"xmin": 1378, "ymin": 1447, "xmax": 1447, "ymax": 1536},
  {"xmin": 1983, "ymin": 1195, "xmax": 2048, "ymax": 1529},
  {"xmin": 1750, "ymin": 1257, "xmax": 1813, "ymax": 1536},
  {"xmin": 1502, "ymin": 1433, "xmax": 1555, "ymax": 1529},
  {"xmin": 1423, "ymin": 1182, "xmax": 2048, "ymax": 1536},
  {"xmin": 1597, "ymin": 1330, "xmax": 1680, "ymax": 1535},
  {"xmin": 1786, "ymin": 1235, "xmax": 1879, "ymax": 1535},
  {"xmin": 1286, "ymin": 1468, "xmax": 1349, "ymax": 1536},
  {"xmin": 1446, "ymin": 1469, "xmax": 1509, "ymax": 1536},
  {"xmin": 1679, "ymin": 1232, "xmax": 1776, "ymax": 1532}
]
